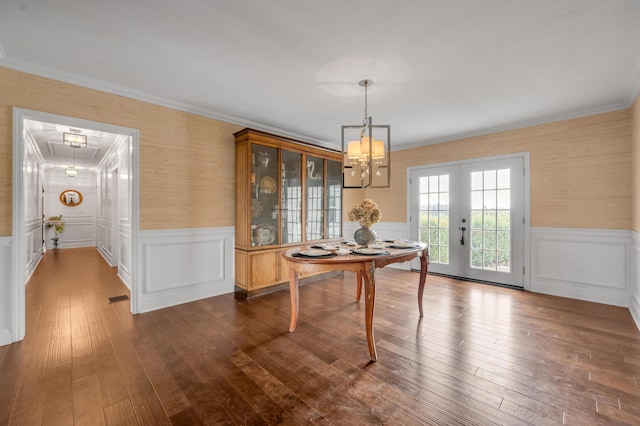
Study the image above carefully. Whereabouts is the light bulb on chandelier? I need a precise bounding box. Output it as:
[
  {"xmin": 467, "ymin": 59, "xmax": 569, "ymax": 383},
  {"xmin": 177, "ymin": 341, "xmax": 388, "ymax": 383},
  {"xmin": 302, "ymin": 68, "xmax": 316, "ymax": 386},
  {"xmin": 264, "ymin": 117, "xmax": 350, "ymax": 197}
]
[{"xmin": 341, "ymin": 79, "xmax": 390, "ymax": 188}]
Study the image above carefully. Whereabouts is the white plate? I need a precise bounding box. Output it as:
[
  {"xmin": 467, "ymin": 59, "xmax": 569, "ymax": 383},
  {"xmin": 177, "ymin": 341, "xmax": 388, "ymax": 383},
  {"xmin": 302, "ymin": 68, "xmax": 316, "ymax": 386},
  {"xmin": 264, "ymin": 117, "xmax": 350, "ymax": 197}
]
[
  {"xmin": 317, "ymin": 243, "xmax": 336, "ymax": 250},
  {"xmin": 354, "ymin": 248, "xmax": 386, "ymax": 255},
  {"xmin": 299, "ymin": 249, "xmax": 332, "ymax": 257},
  {"xmin": 391, "ymin": 242, "xmax": 418, "ymax": 248}
]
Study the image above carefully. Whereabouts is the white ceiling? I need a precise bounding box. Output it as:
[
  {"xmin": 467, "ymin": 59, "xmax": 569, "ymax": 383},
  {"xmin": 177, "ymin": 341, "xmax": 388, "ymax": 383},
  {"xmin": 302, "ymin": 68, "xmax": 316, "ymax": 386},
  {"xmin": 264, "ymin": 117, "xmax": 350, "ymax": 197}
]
[
  {"xmin": 23, "ymin": 119, "xmax": 121, "ymax": 170},
  {"xmin": 2, "ymin": 0, "xmax": 640, "ymax": 153}
]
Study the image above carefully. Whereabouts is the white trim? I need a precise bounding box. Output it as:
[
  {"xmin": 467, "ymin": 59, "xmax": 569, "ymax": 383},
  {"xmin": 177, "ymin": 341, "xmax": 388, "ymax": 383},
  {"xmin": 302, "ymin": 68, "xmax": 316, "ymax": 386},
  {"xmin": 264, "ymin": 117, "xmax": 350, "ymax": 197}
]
[
  {"xmin": 0, "ymin": 59, "xmax": 330, "ymax": 149},
  {"xmin": 397, "ymin": 106, "xmax": 631, "ymax": 151},
  {"xmin": 406, "ymin": 152, "xmax": 531, "ymax": 287},
  {"xmin": 531, "ymin": 227, "xmax": 631, "ymax": 307},
  {"xmin": 626, "ymin": 47, "xmax": 640, "ymax": 106},
  {"xmin": 11, "ymin": 108, "xmax": 25, "ymax": 342},
  {"xmin": 630, "ymin": 232, "xmax": 640, "ymax": 330},
  {"xmin": 1, "ymin": 58, "xmax": 635, "ymax": 153},
  {"xmin": 0, "ymin": 330, "xmax": 11, "ymax": 347},
  {"xmin": 11, "ymin": 108, "xmax": 140, "ymax": 344},
  {"xmin": 0, "ymin": 236, "xmax": 11, "ymax": 345}
]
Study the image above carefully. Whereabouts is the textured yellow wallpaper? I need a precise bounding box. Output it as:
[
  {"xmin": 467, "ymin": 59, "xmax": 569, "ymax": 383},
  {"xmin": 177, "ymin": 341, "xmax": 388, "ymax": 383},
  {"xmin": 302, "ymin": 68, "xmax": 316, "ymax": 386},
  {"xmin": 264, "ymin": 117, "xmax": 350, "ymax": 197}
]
[
  {"xmin": 633, "ymin": 95, "xmax": 640, "ymax": 232},
  {"xmin": 0, "ymin": 67, "xmax": 242, "ymax": 235},
  {"xmin": 363, "ymin": 109, "xmax": 632, "ymax": 229}
]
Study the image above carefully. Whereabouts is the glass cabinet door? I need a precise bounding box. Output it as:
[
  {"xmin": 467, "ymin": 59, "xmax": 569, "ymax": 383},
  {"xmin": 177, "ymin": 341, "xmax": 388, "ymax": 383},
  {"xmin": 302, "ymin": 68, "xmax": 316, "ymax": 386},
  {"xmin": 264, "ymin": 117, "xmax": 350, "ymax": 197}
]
[
  {"xmin": 281, "ymin": 149, "xmax": 302, "ymax": 244},
  {"xmin": 326, "ymin": 159, "xmax": 342, "ymax": 238},
  {"xmin": 251, "ymin": 144, "xmax": 279, "ymax": 246},
  {"xmin": 305, "ymin": 155, "xmax": 324, "ymax": 241}
]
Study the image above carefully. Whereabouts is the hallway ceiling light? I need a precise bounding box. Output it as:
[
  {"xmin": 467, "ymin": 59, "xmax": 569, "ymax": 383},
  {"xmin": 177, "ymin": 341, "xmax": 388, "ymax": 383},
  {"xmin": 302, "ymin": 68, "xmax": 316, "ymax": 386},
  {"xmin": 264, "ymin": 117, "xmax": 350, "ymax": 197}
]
[
  {"xmin": 342, "ymin": 79, "xmax": 390, "ymax": 189},
  {"xmin": 65, "ymin": 147, "xmax": 78, "ymax": 177},
  {"xmin": 63, "ymin": 130, "xmax": 87, "ymax": 148}
]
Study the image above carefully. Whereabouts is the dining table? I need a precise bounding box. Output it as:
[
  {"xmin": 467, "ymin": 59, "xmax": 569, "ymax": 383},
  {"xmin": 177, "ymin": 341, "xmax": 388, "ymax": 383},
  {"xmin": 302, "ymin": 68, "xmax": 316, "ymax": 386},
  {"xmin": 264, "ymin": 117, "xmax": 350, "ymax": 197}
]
[{"xmin": 282, "ymin": 242, "xmax": 429, "ymax": 361}]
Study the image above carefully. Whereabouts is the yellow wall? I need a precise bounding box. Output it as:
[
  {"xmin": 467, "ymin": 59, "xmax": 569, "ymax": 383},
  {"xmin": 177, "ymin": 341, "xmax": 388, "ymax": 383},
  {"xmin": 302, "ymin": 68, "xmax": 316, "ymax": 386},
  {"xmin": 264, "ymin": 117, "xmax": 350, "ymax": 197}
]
[
  {"xmin": 0, "ymin": 67, "xmax": 242, "ymax": 235},
  {"xmin": 364, "ymin": 109, "xmax": 632, "ymax": 229},
  {"xmin": 1, "ymin": 67, "xmax": 635, "ymax": 235},
  {"xmin": 633, "ymin": 95, "xmax": 640, "ymax": 232}
]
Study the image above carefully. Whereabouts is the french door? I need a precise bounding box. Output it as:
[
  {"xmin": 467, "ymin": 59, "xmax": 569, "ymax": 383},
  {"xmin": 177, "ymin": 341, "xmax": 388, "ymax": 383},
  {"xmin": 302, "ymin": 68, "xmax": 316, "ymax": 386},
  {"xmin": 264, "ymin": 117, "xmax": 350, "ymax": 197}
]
[{"xmin": 410, "ymin": 157, "xmax": 525, "ymax": 287}]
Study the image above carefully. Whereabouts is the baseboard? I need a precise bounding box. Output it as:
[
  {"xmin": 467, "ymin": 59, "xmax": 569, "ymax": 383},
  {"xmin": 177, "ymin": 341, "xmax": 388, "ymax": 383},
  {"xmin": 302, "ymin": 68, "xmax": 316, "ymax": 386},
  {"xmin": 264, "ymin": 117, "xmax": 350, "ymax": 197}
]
[
  {"xmin": 631, "ymin": 293, "xmax": 640, "ymax": 331},
  {"xmin": 138, "ymin": 280, "xmax": 232, "ymax": 313}
]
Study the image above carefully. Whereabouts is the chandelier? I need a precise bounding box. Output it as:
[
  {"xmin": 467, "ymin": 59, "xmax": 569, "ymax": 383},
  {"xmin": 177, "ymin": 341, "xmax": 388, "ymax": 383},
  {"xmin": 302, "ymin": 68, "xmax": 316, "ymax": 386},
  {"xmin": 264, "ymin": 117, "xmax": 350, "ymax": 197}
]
[
  {"xmin": 63, "ymin": 130, "xmax": 87, "ymax": 148},
  {"xmin": 341, "ymin": 79, "xmax": 390, "ymax": 188},
  {"xmin": 65, "ymin": 147, "xmax": 78, "ymax": 177}
]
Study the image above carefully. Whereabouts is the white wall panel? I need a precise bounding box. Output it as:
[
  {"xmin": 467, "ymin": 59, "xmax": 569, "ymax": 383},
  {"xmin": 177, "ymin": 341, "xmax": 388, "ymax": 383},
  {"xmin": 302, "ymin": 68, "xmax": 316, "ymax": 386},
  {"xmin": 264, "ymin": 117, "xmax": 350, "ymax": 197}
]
[
  {"xmin": 631, "ymin": 232, "xmax": 640, "ymax": 330},
  {"xmin": 118, "ymin": 227, "xmax": 131, "ymax": 289},
  {"xmin": 0, "ymin": 237, "xmax": 12, "ymax": 346},
  {"xmin": 24, "ymin": 218, "xmax": 42, "ymax": 280},
  {"xmin": 44, "ymin": 168, "xmax": 97, "ymax": 249},
  {"xmin": 137, "ymin": 227, "xmax": 234, "ymax": 313},
  {"xmin": 531, "ymin": 227, "xmax": 631, "ymax": 307}
]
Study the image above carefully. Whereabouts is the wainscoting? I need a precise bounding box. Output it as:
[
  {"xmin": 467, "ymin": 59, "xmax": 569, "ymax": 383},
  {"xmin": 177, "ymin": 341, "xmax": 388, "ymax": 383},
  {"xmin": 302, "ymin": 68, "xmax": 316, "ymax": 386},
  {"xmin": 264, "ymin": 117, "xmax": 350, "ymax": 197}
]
[
  {"xmin": 24, "ymin": 217, "xmax": 42, "ymax": 281},
  {"xmin": 136, "ymin": 226, "xmax": 235, "ymax": 313},
  {"xmin": 353, "ymin": 222, "xmax": 636, "ymax": 315},
  {"xmin": 0, "ymin": 236, "xmax": 11, "ymax": 346},
  {"xmin": 631, "ymin": 232, "xmax": 640, "ymax": 329},
  {"xmin": 530, "ymin": 227, "xmax": 631, "ymax": 307},
  {"xmin": 46, "ymin": 215, "xmax": 96, "ymax": 250}
]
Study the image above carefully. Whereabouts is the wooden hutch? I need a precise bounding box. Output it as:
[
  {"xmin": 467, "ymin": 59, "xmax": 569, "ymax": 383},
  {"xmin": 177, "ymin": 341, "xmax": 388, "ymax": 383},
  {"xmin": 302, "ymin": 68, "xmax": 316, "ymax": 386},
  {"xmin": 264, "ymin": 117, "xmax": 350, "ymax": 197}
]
[{"xmin": 234, "ymin": 129, "xmax": 343, "ymax": 297}]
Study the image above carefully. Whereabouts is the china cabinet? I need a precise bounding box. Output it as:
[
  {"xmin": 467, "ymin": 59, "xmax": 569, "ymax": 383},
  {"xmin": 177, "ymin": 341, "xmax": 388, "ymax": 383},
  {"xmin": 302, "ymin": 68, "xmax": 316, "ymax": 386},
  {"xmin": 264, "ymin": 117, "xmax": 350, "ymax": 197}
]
[{"xmin": 234, "ymin": 128, "xmax": 343, "ymax": 297}]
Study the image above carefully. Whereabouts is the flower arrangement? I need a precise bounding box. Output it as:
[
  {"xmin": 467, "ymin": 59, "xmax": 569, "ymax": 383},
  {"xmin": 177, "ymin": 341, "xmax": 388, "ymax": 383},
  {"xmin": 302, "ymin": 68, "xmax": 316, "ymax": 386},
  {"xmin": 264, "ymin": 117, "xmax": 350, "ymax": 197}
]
[
  {"xmin": 348, "ymin": 199, "xmax": 381, "ymax": 227},
  {"xmin": 46, "ymin": 215, "xmax": 65, "ymax": 235}
]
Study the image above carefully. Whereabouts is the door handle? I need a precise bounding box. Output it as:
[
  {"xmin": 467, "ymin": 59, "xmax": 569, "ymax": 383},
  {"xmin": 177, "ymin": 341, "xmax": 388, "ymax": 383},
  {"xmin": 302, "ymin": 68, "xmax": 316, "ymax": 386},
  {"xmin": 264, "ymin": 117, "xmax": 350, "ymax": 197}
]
[{"xmin": 460, "ymin": 226, "xmax": 466, "ymax": 245}]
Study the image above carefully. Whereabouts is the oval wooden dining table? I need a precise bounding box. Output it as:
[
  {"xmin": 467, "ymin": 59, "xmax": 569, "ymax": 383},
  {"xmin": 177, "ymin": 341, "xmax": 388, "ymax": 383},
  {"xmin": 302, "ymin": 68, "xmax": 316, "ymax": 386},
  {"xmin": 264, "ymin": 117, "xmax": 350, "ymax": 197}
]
[{"xmin": 282, "ymin": 243, "xmax": 429, "ymax": 362}]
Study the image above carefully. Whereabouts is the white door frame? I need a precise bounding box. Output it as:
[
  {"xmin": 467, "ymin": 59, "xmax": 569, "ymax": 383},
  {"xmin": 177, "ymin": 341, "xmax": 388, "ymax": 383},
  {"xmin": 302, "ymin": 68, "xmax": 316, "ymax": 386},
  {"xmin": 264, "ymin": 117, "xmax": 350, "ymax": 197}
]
[
  {"xmin": 406, "ymin": 152, "xmax": 531, "ymax": 289},
  {"xmin": 11, "ymin": 107, "xmax": 140, "ymax": 343}
]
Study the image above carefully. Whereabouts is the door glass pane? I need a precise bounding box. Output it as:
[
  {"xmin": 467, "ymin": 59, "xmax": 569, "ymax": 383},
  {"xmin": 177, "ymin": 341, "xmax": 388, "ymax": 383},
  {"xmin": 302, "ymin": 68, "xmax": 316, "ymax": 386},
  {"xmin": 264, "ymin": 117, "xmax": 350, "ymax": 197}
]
[
  {"xmin": 469, "ymin": 168, "xmax": 511, "ymax": 272},
  {"xmin": 418, "ymin": 174, "xmax": 450, "ymax": 265},
  {"xmin": 305, "ymin": 156, "xmax": 324, "ymax": 240},
  {"xmin": 282, "ymin": 150, "xmax": 302, "ymax": 244},
  {"xmin": 252, "ymin": 145, "xmax": 279, "ymax": 246},
  {"xmin": 326, "ymin": 160, "xmax": 342, "ymax": 239}
]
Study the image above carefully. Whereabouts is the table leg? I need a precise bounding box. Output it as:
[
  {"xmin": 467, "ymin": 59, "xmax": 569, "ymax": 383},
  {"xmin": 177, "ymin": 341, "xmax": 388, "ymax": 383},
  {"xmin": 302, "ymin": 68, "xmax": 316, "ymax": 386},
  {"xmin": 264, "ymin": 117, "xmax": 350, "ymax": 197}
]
[
  {"xmin": 288, "ymin": 269, "xmax": 299, "ymax": 332},
  {"xmin": 355, "ymin": 270, "xmax": 363, "ymax": 302},
  {"xmin": 418, "ymin": 250, "xmax": 429, "ymax": 317},
  {"xmin": 362, "ymin": 261, "xmax": 378, "ymax": 361}
]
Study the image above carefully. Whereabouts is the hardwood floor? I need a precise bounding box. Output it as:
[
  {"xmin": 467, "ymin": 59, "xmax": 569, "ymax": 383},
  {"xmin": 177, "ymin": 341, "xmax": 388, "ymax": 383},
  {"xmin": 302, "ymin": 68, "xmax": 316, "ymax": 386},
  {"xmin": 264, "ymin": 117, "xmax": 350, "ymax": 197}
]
[{"xmin": 1, "ymin": 247, "xmax": 640, "ymax": 425}]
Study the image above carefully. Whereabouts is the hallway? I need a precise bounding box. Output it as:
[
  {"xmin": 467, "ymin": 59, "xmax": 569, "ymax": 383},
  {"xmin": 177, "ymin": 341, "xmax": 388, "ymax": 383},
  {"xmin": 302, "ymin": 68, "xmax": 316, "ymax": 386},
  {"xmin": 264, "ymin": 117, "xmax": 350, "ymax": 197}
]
[{"xmin": 1, "ymin": 248, "xmax": 640, "ymax": 425}]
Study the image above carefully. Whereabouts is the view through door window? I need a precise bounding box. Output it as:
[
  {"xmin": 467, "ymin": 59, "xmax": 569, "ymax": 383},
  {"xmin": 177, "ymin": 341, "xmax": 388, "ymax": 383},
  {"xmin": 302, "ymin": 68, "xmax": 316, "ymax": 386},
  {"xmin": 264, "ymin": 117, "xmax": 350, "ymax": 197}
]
[
  {"xmin": 418, "ymin": 174, "xmax": 449, "ymax": 264},
  {"xmin": 470, "ymin": 168, "xmax": 511, "ymax": 272}
]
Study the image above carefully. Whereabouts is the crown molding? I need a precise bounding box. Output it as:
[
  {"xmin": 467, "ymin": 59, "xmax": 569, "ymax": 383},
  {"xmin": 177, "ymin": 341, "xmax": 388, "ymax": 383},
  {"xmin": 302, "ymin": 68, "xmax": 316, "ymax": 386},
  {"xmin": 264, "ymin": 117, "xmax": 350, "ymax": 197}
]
[
  {"xmin": 0, "ymin": 58, "xmax": 334, "ymax": 149},
  {"xmin": 395, "ymin": 102, "xmax": 631, "ymax": 152},
  {"xmin": 2, "ymin": 55, "xmax": 638, "ymax": 154},
  {"xmin": 626, "ymin": 47, "xmax": 640, "ymax": 106}
]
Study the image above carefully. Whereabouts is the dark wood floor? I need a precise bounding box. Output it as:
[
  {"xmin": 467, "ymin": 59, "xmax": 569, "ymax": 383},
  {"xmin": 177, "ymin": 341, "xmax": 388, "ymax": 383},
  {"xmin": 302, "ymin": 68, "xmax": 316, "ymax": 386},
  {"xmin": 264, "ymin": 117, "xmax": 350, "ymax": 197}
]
[{"xmin": 1, "ymin": 248, "xmax": 640, "ymax": 425}]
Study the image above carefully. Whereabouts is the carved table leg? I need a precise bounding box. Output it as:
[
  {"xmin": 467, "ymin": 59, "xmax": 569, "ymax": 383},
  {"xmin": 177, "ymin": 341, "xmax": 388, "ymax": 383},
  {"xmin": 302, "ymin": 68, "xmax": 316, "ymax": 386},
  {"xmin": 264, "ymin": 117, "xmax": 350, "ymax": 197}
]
[
  {"xmin": 418, "ymin": 250, "xmax": 429, "ymax": 317},
  {"xmin": 355, "ymin": 270, "xmax": 363, "ymax": 302},
  {"xmin": 288, "ymin": 269, "xmax": 299, "ymax": 332},
  {"xmin": 362, "ymin": 261, "xmax": 378, "ymax": 361}
]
